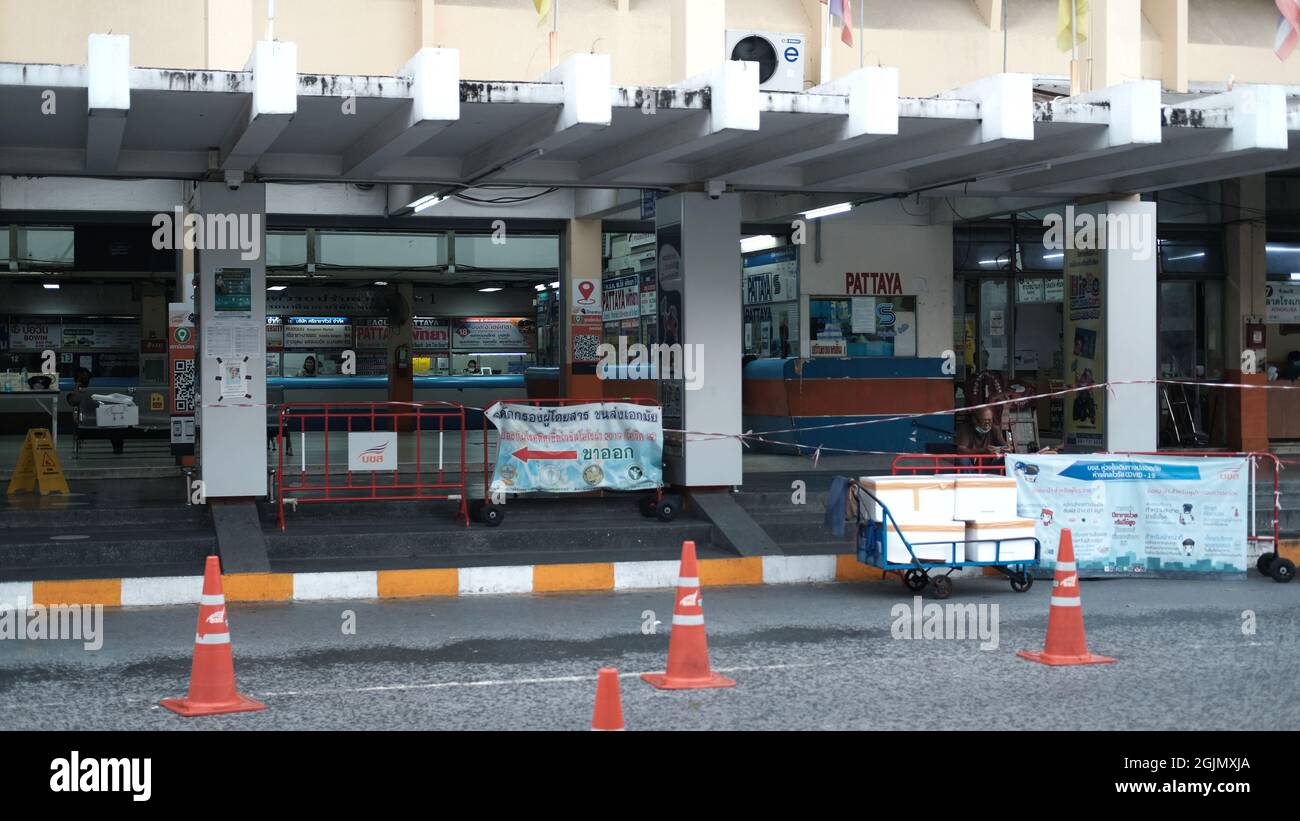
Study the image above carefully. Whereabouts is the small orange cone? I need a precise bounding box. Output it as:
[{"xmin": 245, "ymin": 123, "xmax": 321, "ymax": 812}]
[
  {"xmin": 161, "ymin": 555, "xmax": 267, "ymax": 716},
  {"xmin": 1018, "ymin": 529, "xmax": 1115, "ymax": 667},
  {"xmin": 591, "ymin": 668, "xmax": 625, "ymax": 731},
  {"xmin": 642, "ymin": 541, "xmax": 736, "ymax": 690}
]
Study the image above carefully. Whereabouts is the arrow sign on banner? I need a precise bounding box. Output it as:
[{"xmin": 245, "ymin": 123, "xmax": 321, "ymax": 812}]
[
  {"xmin": 1057, "ymin": 461, "xmax": 1202, "ymax": 482},
  {"xmin": 512, "ymin": 447, "xmax": 578, "ymax": 463}
]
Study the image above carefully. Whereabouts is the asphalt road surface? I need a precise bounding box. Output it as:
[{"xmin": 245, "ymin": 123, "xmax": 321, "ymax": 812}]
[{"xmin": 2, "ymin": 574, "xmax": 1297, "ymax": 730}]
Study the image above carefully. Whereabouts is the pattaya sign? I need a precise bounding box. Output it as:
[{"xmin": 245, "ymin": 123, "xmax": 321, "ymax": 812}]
[
  {"xmin": 486, "ymin": 402, "xmax": 662, "ymax": 494},
  {"xmin": 845, "ymin": 272, "xmax": 904, "ymax": 295}
]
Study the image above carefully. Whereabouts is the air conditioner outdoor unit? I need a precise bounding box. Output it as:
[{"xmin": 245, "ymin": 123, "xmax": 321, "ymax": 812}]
[{"xmin": 725, "ymin": 30, "xmax": 805, "ymax": 93}]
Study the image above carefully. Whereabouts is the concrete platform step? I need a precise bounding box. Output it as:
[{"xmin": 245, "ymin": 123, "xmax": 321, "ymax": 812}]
[
  {"xmin": 265, "ymin": 520, "xmax": 717, "ymax": 560},
  {"xmin": 0, "ymin": 527, "xmax": 215, "ymax": 576}
]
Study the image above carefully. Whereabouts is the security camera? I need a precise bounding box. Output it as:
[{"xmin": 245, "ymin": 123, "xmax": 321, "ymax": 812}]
[
  {"xmin": 224, "ymin": 170, "xmax": 243, "ymax": 191},
  {"xmin": 707, "ymin": 179, "xmax": 726, "ymax": 200}
]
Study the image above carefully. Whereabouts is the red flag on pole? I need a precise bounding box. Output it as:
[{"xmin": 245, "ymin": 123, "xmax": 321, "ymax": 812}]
[
  {"xmin": 821, "ymin": 0, "xmax": 855, "ymax": 48},
  {"xmin": 1275, "ymin": 0, "xmax": 1300, "ymax": 60}
]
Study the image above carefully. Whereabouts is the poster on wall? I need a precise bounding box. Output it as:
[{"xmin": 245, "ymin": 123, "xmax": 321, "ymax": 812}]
[
  {"xmin": 1064, "ymin": 245, "xmax": 1105, "ymax": 449},
  {"xmin": 1266, "ymin": 282, "xmax": 1300, "ymax": 324},
  {"xmin": 451, "ymin": 317, "xmax": 534, "ymax": 351},
  {"xmin": 487, "ymin": 401, "xmax": 662, "ymax": 493},
  {"xmin": 283, "ymin": 317, "xmax": 353, "ymax": 348},
  {"xmin": 8, "ymin": 317, "xmax": 57, "ymax": 351},
  {"xmin": 656, "ymin": 222, "xmax": 684, "ymax": 458},
  {"xmin": 640, "ymin": 271, "xmax": 657, "ymax": 316},
  {"xmin": 167, "ymin": 307, "xmax": 197, "ymax": 416},
  {"xmin": 354, "ymin": 318, "xmax": 389, "ymax": 349},
  {"xmin": 60, "ymin": 323, "xmax": 141, "ymax": 351},
  {"xmin": 214, "ymin": 268, "xmax": 252, "ymax": 315},
  {"xmin": 1008, "ymin": 453, "xmax": 1249, "ymax": 578},
  {"xmin": 571, "ymin": 277, "xmax": 601, "ymax": 317},
  {"xmin": 602, "ymin": 274, "xmax": 641, "ymax": 322},
  {"xmin": 412, "ymin": 317, "xmax": 450, "ymax": 351},
  {"xmin": 266, "ymin": 316, "xmax": 284, "ymax": 350}
]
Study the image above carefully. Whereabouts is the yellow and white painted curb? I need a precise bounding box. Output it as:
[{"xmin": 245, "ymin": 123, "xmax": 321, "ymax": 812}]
[
  {"xmin": 6, "ymin": 540, "xmax": 1292, "ymax": 609},
  {"xmin": 0, "ymin": 554, "xmax": 899, "ymax": 609}
]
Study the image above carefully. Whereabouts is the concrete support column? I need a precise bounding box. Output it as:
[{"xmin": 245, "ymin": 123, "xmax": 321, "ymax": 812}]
[
  {"xmin": 196, "ymin": 182, "xmax": 267, "ymax": 498},
  {"xmin": 1223, "ymin": 176, "xmax": 1270, "ymax": 452},
  {"xmin": 416, "ymin": 0, "xmax": 437, "ymax": 48},
  {"xmin": 563, "ymin": 218, "xmax": 603, "ymax": 399},
  {"xmin": 1142, "ymin": 0, "xmax": 1188, "ymax": 93},
  {"xmin": 670, "ymin": 0, "xmax": 725, "ymax": 84},
  {"xmin": 1063, "ymin": 199, "xmax": 1158, "ymax": 452},
  {"xmin": 388, "ymin": 282, "xmax": 415, "ymax": 430},
  {"xmin": 655, "ymin": 192, "xmax": 742, "ymax": 487},
  {"xmin": 1103, "ymin": 199, "xmax": 1158, "ymax": 451},
  {"xmin": 1089, "ymin": 0, "xmax": 1143, "ymax": 89},
  {"xmin": 204, "ymin": 0, "xmax": 255, "ymax": 71}
]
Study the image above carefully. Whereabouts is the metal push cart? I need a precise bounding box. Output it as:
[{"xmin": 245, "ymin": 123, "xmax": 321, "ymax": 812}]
[{"xmin": 848, "ymin": 478, "xmax": 1040, "ymax": 599}]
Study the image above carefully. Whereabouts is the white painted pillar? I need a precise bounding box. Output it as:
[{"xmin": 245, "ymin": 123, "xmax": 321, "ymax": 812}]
[
  {"xmin": 655, "ymin": 192, "xmax": 742, "ymax": 486},
  {"xmin": 196, "ymin": 183, "xmax": 268, "ymax": 498}
]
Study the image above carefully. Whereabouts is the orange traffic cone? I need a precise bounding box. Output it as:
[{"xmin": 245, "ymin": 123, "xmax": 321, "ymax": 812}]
[
  {"xmin": 161, "ymin": 555, "xmax": 267, "ymax": 716},
  {"xmin": 591, "ymin": 668, "xmax": 625, "ymax": 731},
  {"xmin": 1017, "ymin": 529, "xmax": 1115, "ymax": 666},
  {"xmin": 642, "ymin": 541, "xmax": 736, "ymax": 690}
]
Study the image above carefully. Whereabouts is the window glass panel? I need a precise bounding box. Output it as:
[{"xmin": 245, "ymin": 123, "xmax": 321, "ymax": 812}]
[
  {"xmin": 266, "ymin": 232, "xmax": 307, "ymax": 268},
  {"xmin": 808, "ymin": 296, "xmax": 918, "ymax": 356},
  {"xmin": 318, "ymin": 232, "xmax": 446, "ymax": 268}
]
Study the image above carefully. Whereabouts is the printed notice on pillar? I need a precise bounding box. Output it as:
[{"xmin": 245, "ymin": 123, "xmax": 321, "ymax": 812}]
[{"xmin": 485, "ymin": 402, "xmax": 662, "ymax": 494}]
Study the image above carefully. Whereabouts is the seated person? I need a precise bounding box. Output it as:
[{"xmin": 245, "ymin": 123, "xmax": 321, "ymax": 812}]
[
  {"xmin": 67, "ymin": 367, "xmax": 126, "ymax": 455},
  {"xmin": 466, "ymin": 359, "xmax": 480, "ymax": 375},
  {"xmin": 956, "ymin": 405, "xmax": 1008, "ymax": 458}
]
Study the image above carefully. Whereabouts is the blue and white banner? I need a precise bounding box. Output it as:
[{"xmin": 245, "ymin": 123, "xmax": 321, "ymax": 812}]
[
  {"xmin": 1007, "ymin": 454, "xmax": 1250, "ymax": 578},
  {"xmin": 487, "ymin": 402, "xmax": 662, "ymax": 493}
]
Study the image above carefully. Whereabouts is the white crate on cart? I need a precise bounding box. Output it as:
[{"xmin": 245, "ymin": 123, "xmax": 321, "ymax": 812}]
[
  {"xmin": 952, "ymin": 475, "xmax": 1019, "ymax": 520},
  {"xmin": 858, "ymin": 476, "xmax": 960, "ymax": 523},
  {"xmin": 962, "ymin": 519, "xmax": 1038, "ymax": 562},
  {"xmin": 884, "ymin": 521, "xmax": 966, "ymax": 564}
]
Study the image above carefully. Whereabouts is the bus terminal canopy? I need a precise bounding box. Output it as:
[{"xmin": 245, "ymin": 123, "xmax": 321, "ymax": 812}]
[{"xmin": 1, "ymin": 36, "xmax": 1298, "ymax": 219}]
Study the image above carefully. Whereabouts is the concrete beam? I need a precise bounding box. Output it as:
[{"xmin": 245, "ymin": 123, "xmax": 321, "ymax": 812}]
[
  {"xmin": 342, "ymin": 48, "xmax": 459, "ymax": 178},
  {"xmin": 938, "ymin": 73, "xmax": 1034, "ymax": 142},
  {"xmin": 86, "ymin": 34, "xmax": 130, "ymax": 173},
  {"xmin": 581, "ymin": 60, "xmax": 757, "ymax": 183},
  {"xmin": 696, "ymin": 67, "xmax": 897, "ymax": 181},
  {"xmin": 221, "ymin": 40, "xmax": 297, "ymax": 173},
  {"xmin": 460, "ymin": 53, "xmax": 610, "ymax": 182}
]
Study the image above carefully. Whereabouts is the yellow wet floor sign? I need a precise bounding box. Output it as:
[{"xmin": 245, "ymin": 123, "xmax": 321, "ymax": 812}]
[{"xmin": 7, "ymin": 428, "xmax": 69, "ymax": 495}]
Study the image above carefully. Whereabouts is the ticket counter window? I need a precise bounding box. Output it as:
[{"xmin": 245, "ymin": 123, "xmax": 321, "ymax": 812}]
[
  {"xmin": 450, "ymin": 353, "xmax": 533, "ymax": 375},
  {"xmin": 809, "ymin": 296, "xmax": 918, "ymax": 356}
]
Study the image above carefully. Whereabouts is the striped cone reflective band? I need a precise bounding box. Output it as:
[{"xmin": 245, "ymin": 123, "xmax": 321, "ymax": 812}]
[
  {"xmin": 160, "ymin": 555, "xmax": 267, "ymax": 716},
  {"xmin": 641, "ymin": 541, "xmax": 736, "ymax": 690},
  {"xmin": 591, "ymin": 668, "xmax": 625, "ymax": 731},
  {"xmin": 1017, "ymin": 529, "xmax": 1115, "ymax": 667}
]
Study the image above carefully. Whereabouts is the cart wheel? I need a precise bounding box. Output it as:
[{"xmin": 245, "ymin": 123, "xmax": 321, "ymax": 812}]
[
  {"xmin": 930, "ymin": 576, "xmax": 953, "ymax": 599},
  {"xmin": 1270, "ymin": 558, "xmax": 1295, "ymax": 583},
  {"xmin": 1010, "ymin": 570, "xmax": 1033, "ymax": 593},
  {"xmin": 1256, "ymin": 552, "xmax": 1276, "ymax": 576},
  {"xmin": 638, "ymin": 496, "xmax": 657, "ymax": 518},
  {"xmin": 468, "ymin": 500, "xmax": 485, "ymax": 523},
  {"xmin": 655, "ymin": 499, "xmax": 676, "ymax": 522},
  {"xmin": 480, "ymin": 503, "xmax": 503, "ymax": 527},
  {"xmin": 903, "ymin": 569, "xmax": 928, "ymax": 592}
]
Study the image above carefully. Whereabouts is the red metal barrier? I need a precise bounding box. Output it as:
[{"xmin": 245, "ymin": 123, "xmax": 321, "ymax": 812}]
[
  {"xmin": 276, "ymin": 401, "xmax": 468, "ymax": 531},
  {"xmin": 890, "ymin": 453, "xmax": 1007, "ymax": 475},
  {"xmin": 479, "ymin": 396, "xmax": 663, "ymax": 505}
]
